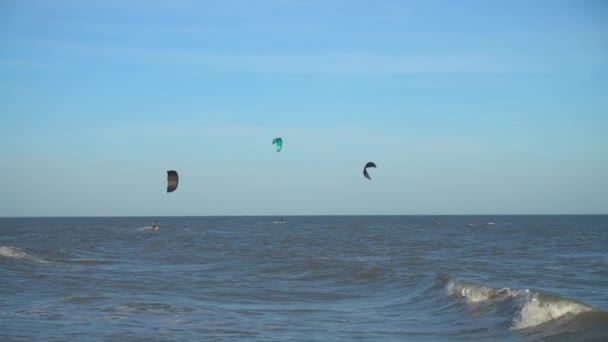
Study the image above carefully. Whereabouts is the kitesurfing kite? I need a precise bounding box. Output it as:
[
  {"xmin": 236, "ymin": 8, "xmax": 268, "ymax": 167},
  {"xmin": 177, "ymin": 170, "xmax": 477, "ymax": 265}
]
[
  {"xmin": 272, "ymin": 137, "xmax": 283, "ymax": 152},
  {"xmin": 363, "ymin": 162, "xmax": 376, "ymax": 180},
  {"xmin": 167, "ymin": 170, "xmax": 179, "ymax": 192}
]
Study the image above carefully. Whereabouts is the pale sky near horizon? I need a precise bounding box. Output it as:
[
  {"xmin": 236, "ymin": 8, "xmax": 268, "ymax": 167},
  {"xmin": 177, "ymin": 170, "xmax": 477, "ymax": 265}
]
[{"xmin": 1, "ymin": 0, "xmax": 607, "ymax": 216}]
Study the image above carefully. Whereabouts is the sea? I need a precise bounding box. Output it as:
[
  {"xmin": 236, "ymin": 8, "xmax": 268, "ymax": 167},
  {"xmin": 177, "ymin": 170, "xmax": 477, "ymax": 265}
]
[{"xmin": 1, "ymin": 216, "xmax": 607, "ymax": 341}]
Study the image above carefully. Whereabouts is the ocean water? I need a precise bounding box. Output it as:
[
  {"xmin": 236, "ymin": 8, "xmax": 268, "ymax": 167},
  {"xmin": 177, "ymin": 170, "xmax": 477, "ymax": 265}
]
[{"xmin": 1, "ymin": 216, "xmax": 607, "ymax": 341}]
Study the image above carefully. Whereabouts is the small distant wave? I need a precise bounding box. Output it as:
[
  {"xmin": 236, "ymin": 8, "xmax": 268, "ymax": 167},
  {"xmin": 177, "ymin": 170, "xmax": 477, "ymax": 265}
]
[
  {"xmin": 445, "ymin": 278, "xmax": 601, "ymax": 331},
  {"xmin": 108, "ymin": 302, "xmax": 195, "ymax": 315},
  {"xmin": 60, "ymin": 258, "xmax": 115, "ymax": 265},
  {"xmin": 63, "ymin": 294, "xmax": 108, "ymax": 304},
  {"xmin": 0, "ymin": 246, "xmax": 48, "ymax": 263}
]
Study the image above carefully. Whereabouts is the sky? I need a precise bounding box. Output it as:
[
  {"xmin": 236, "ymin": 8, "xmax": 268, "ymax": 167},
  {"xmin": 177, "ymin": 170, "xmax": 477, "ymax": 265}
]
[{"xmin": 1, "ymin": 0, "xmax": 607, "ymax": 216}]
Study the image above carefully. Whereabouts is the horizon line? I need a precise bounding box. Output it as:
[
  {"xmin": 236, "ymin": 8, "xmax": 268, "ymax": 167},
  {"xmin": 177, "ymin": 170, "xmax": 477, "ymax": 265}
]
[{"xmin": 2, "ymin": 213, "xmax": 607, "ymax": 219}]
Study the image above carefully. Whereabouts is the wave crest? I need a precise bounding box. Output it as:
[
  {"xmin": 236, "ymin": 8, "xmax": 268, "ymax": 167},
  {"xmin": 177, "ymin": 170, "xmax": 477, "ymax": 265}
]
[
  {"xmin": 445, "ymin": 278, "xmax": 599, "ymax": 330},
  {"xmin": 513, "ymin": 290, "xmax": 596, "ymax": 330},
  {"xmin": 445, "ymin": 279, "xmax": 519, "ymax": 303},
  {"xmin": 0, "ymin": 246, "xmax": 48, "ymax": 263}
]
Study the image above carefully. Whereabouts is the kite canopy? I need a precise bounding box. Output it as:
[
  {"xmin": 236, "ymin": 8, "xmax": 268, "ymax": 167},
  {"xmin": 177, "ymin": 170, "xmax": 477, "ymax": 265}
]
[
  {"xmin": 363, "ymin": 162, "xmax": 376, "ymax": 180},
  {"xmin": 167, "ymin": 170, "xmax": 179, "ymax": 193},
  {"xmin": 272, "ymin": 137, "xmax": 283, "ymax": 152}
]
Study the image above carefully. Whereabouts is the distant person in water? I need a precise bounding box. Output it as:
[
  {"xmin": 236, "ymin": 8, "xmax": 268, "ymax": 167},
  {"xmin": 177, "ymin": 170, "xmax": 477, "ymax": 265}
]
[{"xmin": 152, "ymin": 220, "xmax": 160, "ymax": 230}]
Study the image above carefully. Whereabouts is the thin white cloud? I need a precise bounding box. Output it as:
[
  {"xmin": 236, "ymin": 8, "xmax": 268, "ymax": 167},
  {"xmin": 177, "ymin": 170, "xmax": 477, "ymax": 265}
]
[
  {"xmin": 0, "ymin": 58, "xmax": 57, "ymax": 69},
  {"xmin": 103, "ymin": 119, "xmax": 485, "ymax": 157},
  {"xmin": 106, "ymin": 121, "xmax": 269, "ymax": 140},
  {"xmin": 105, "ymin": 120, "xmax": 391, "ymax": 144},
  {"xmin": 31, "ymin": 38, "xmax": 540, "ymax": 74}
]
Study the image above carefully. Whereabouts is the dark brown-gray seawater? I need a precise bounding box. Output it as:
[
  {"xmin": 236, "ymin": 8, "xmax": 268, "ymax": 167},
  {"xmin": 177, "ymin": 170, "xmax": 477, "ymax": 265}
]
[{"xmin": 1, "ymin": 216, "xmax": 607, "ymax": 341}]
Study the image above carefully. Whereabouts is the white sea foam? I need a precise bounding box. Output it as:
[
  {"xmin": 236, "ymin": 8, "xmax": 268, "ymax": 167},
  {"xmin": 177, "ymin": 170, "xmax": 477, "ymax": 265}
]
[
  {"xmin": 512, "ymin": 291, "xmax": 596, "ymax": 330},
  {"xmin": 446, "ymin": 279, "xmax": 518, "ymax": 303},
  {"xmin": 0, "ymin": 246, "xmax": 48, "ymax": 263},
  {"xmin": 446, "ymin": 278, "xmax": 599, "ymax": 330}
]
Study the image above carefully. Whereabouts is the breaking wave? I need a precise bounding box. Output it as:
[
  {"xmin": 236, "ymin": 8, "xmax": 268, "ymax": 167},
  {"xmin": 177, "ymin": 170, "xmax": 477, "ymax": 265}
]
[
  {"xmin": 0, "ymin": 246, "xmax": 48, "ymax": 263},
  {"xmin": 446, "ymin": 278, "xmax": 519, "ymax": 303},
  {"xmin": 513, "ymin": 290, "xmax": 597, "ymax": 330},
  {"xmin": 445, "ymin": 278, "xmax": 602, "ymax": 331}
]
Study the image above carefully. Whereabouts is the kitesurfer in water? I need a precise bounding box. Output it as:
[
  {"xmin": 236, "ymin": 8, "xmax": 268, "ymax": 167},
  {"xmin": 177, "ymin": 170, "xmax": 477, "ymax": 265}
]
[{"xmin": 152, "ymin": 220, "xmax": 160, "ymax": 230}]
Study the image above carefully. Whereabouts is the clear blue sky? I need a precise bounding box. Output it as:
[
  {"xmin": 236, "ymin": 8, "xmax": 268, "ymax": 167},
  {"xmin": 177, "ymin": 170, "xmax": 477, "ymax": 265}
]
[{"xmin": 1, "ymin": 0, "xmax": 607, "ymax": 216}]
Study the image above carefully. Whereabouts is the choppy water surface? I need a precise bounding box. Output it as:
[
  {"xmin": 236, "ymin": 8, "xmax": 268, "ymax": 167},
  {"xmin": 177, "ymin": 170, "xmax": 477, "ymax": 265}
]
[{"xmin": 1, "ymin": 216, "xmax": 607, "ymax": 341}]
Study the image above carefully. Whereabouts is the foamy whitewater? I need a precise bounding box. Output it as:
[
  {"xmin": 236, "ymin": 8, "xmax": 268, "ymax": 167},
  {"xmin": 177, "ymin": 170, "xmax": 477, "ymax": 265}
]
[
  {"xmin": 445, "ymin": 279, "xmax": 599, "ymax": 331},
  {"xmin": 1, "ymin": 216, "xmax": 607, "ymax": 341}
]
